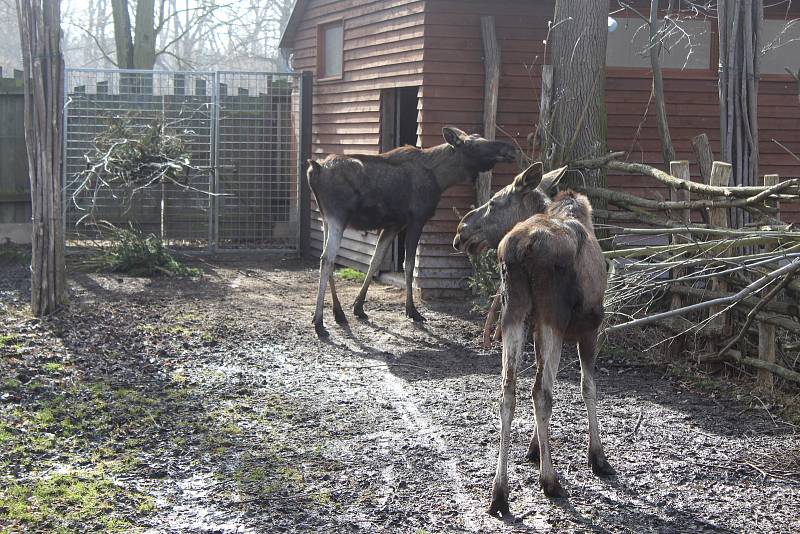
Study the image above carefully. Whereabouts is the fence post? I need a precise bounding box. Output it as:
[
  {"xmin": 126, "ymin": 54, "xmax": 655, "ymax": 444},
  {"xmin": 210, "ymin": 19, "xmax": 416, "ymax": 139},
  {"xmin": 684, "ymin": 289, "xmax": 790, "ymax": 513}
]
[
  {"xmin": 757, "ymin": 173, "xmax": 780, "ymax": 390},
  {"xmin": 298, "ymin": 71, "xmax": 313, "ymax": 258},
  {"xmin": 707, "ymin": 161, "xmax": 733, "ymax": 352},
  {"xmin": 669, "ymin": 160, "xmax": 690, "ymax": 310}
]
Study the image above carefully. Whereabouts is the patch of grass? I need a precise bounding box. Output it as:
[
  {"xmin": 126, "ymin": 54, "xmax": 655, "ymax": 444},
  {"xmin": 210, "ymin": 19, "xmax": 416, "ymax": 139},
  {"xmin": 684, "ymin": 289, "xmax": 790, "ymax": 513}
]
[
  {"xmin": 337, "ymin": 267, "xmax": 367, "ymax": 283},
  {"xmin": 0, "ymin": 333, "xmax": 22, "ymax": 349},
  {"xmin": 0, "ymin": 469, "xmax": 154, "ymax": 532},
  {"xmin": 0, "ymin": 244, "xmax": 31, "ymax": 265},
  {"xmin": 42, "ymin": 362, "xmax": 65, "ymax": 374}
]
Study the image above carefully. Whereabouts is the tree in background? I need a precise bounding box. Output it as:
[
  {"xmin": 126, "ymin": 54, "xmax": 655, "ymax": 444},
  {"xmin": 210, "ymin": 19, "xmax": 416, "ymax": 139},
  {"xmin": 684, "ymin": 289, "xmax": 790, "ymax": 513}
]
[
  {"xmin": 16, "ymin": 0, "xmax": 66, "ymax": 315},
  {"xmin": 546, "ymin": 0, "xmax": 609, "ymax": 196},
  {"xmin": 718, "ymin": 0, "xmax": 762, "ymax": 227}
]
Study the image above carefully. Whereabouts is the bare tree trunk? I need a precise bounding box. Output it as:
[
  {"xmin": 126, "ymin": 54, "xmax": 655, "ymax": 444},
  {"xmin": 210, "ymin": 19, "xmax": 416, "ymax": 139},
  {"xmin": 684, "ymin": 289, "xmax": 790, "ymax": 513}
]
[
  {"xmin": 719, "ymin": 0, "xmax": 762, "ymax": 228},
  {"xmin": 132, "ymin": 0, "xmax": 155, "ymax": 69},
  {"xmin": 111, "ymin": 0, "xmax": 133, "ymax": 67},
  {"xmin": 17, "ymin": 0, "xmax": 66, "ymax": 316},
  {"xmin": 548, "ymin": 0, "xmax": 608, "ymax": 199}
]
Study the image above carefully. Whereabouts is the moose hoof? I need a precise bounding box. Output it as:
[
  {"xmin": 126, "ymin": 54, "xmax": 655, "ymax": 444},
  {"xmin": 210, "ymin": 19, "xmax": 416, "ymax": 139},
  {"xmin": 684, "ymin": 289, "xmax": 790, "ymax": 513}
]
[
  {"xmin": 333, "ymin": 307, "xmax": 348, "ymax": 324},
  {"xmin": 541, "ymin": 477, "xmax": 568, "ymax": 499},
  {"xmin": 589, "ymin": 453, "xmax": 616, "ymax": 477},
  {"xmin": 525, "ymin": 444, "xmax": 540, "ymax": 464},
  {"xmin": 353, "ymin": 302, "xmax": 368, "ymax": 320},
  {"xmin": 487, "ymin": 484, "xmax": 510, "ymax": 517},
  {"xmin": 314, "ymin": 321, "xmax": 329, "ymax": 338},
  {"xmin": 406, "ymin": 308, "xmax": 426, "ymax": 323}
]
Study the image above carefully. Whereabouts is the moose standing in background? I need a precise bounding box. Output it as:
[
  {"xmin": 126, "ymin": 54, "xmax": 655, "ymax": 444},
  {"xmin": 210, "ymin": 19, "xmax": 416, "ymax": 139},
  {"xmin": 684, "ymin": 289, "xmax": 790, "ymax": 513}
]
[
  {"xmin": 308, "ymin": 126, "xmax": 517, "ymax": 337},
  {"xmin": 454, "ymin": 162, "xmax": 613, "ymax": 516}
]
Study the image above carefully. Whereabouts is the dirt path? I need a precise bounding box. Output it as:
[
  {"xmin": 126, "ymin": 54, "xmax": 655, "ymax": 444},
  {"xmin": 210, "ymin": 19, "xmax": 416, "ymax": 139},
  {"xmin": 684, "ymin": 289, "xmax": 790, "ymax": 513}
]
[{"xmin": 2, "ymin": 256, "xmax": 799, "ymax": 533}]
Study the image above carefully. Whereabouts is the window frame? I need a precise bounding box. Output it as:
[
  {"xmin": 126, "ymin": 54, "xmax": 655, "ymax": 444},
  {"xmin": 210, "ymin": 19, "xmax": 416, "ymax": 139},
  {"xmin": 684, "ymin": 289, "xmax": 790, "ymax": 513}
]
[
  {"xmin": 317, "ymin": 20, "xmax": 344, "ymax": 82},
  {"xmin": 606, "ymin": 12, "xmax": 718, "ymax": 80}
]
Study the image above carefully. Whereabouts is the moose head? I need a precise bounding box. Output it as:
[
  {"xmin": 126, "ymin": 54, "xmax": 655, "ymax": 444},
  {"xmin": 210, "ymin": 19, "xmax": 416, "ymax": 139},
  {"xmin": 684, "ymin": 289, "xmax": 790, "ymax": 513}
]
[{"xmin": 453, "ymin": 162, "xmax": 568, "ymax": 254}]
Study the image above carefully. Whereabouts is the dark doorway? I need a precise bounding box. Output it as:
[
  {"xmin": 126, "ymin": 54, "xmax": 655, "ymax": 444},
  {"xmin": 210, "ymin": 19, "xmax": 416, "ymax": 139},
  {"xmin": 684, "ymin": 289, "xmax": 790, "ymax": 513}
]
[{"xmin": 380, "ymin": 86, "xmax": 419, "ymax": 272}]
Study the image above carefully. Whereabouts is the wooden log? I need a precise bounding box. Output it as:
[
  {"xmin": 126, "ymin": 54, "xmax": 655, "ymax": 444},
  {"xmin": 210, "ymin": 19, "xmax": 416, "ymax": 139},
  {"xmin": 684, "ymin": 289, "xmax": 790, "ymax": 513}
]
[
  {"xmin": 669, "ymin": 161, "xmax": 690, "ymax": 313},
  {"xmin": 691, "ymin": 133, "xmax": 714, "ymax": 224},
  {"xmin": 758, "ymin": 173, "xmax": 780, "ymax": 390},
  {"xmin": 477, "ymin": 16, "xmax": 500, "ymax": 206},
  {"xmin": 707, "ymin": 162, "xmax": 733, "ymax": 351},
  {"xmin": 668, "ymin": 161, "xmax": 690, "ymax": 357}
]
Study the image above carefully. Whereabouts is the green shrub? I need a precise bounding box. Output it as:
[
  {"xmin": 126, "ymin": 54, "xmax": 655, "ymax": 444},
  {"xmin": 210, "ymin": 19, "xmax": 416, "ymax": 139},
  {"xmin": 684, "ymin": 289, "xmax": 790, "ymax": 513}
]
[
  {"xmin": 467, "ymin": 249, "xmax": 501, "ymax": 302},
  {"xmin": 82, "ymin": 225, "xmax": 199, "ymax": 277}
]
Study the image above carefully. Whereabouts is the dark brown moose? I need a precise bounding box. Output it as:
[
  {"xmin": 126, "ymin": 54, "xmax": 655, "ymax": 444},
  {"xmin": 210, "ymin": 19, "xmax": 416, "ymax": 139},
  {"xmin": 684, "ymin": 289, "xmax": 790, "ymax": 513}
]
[
  {"xmin": 308, "ymin": 126, "xmax": 517, "ymax": 337},
  {"xmin": 454, "ymin": 162, "xmax": 613, "ymax": 516}
]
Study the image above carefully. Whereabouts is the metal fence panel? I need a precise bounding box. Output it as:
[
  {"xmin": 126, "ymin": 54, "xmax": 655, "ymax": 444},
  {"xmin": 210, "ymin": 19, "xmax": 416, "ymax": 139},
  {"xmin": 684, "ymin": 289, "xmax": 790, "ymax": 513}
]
[
  {"xmin": 215, "ymin": 72, "xmax": 300, "ymax": 251},
  {"xmin": 62, "ymin": 68, "xmax": 301, "ymax": 252}
]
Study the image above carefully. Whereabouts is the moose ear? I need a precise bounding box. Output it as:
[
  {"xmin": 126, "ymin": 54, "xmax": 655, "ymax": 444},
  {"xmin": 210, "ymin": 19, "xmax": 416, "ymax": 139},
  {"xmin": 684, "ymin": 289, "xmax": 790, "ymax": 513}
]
[
  {"xmin": 538, "ymin": 165, "xmax": 568, "ymax": 193},
  {"xmin": 512, "ymin": 162, "xmax": 543, "ymax": 191},
  {"xmin": 442, "ymin": 126, "xmax": 466, "ymax": 147}
]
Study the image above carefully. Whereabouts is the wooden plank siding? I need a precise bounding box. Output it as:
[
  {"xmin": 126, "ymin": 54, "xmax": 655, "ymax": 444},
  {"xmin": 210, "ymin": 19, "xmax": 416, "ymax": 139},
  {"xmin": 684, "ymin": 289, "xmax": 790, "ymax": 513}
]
[
  {"xmin": 288, "ymin": 0, "xmax": 426, "ymax": 269},
  {"xmin": 285, "ymin": 0, "xmax": 800, "ymax": 299},
  {"xmin": 416, "ymin": 0, "xmax": 549, "ymax": 297}
]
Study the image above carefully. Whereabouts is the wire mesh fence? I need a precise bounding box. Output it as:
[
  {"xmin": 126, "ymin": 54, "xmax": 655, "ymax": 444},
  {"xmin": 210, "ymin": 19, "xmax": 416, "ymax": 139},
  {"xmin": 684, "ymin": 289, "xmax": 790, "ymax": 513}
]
[{"xmin": 63, "ymin": 68, "xmax": 302, "ymax": 252}]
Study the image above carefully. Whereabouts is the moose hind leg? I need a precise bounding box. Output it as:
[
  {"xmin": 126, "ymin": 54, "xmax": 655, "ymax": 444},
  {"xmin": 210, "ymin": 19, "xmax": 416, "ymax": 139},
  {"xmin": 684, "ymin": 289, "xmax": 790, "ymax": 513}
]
[
  {"xmin": 488, "ymin": 267, "xmax": 531, "ymax": 517},
  {"xmin": 579, "ymin": 330, "xmax": 615, "ymax": 476},
  {"xmin": 533, "ymin": 324, "xmax": 567, "ymax": 498},
  {"xmin": 488, "ymin": 316, "xmax": 526, "ymax": 517},
  {"xmin": 312, "ymin": 220, "xmax": 344, "ymax": 337},
  {"xmin": 329, "ymin": 275, "xmax": 347, "ymax": 324},
  {"xmin": 403, "ymin": 225, "xmax": 425, "ymax": 322}
]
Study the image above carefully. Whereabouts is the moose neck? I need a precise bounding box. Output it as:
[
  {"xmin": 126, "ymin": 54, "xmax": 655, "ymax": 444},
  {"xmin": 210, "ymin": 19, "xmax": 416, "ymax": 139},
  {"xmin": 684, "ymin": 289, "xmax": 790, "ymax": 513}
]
[{"xmin": 423, "ymin": 144, "xmax": 475, "ymax": 192}]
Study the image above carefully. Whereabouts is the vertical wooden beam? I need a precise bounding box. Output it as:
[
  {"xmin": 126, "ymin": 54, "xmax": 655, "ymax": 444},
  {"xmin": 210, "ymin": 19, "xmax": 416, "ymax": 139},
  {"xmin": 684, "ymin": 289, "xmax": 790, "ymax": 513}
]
[
  {"xmin": 708, "ymin": 161, "xmax": 733, "ymax": 352},
  {"xmin": 692, "ymin": 133, "xmax": 714, "ymax": 224},
  {"xmin": 539, "ymin": 65, "xmax": 554, "ymax": 166},
  {"xmin": 757, "ymin": 173, "xmax": 780, "ymax": 390},
  {"xmin": 477, "ymin": 16, "xmax": 500, "ymax": 206},
  {"xmin": 669, "ymin": 161, "xmax": 690, "ymax": 311},
  {"xmin": 299, "ymin": 71, "xmax": 313, "ymax": 258}
]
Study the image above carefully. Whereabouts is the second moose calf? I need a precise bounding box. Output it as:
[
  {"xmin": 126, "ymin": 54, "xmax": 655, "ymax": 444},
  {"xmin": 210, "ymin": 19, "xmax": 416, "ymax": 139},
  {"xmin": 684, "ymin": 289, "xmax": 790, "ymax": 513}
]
[{"xmin": 453, "ymin": 162, "xmax": 613, "ymax": 516}]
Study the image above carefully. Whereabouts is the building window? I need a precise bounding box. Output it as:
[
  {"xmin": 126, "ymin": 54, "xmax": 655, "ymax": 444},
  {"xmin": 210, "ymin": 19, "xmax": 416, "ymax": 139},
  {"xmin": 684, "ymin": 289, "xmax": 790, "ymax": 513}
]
[
  {"xmin": 761, "ymin": 19, "xmax": 800, "ymax": 74},
  {"xmin": 607, "ymin": 18, "xmax": 712, "ymax": 70},
  {"xmin": 318, "ymin": 22, "xmax": 343, "ymax": 79}
]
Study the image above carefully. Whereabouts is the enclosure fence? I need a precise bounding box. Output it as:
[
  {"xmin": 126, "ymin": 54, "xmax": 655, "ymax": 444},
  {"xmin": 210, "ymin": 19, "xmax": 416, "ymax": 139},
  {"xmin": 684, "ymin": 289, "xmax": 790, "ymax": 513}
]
[{"xmin": 63, "ymin": 68, "xmax": 303, "ymax": 252}]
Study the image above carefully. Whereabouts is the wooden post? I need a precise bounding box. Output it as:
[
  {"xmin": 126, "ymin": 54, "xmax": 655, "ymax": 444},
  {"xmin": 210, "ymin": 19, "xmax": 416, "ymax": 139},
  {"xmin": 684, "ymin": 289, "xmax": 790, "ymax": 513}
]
[
  {"xmin": 708, "ymin": 161, "xmax": 733, "ymax": 352},
  {"xmin": 18, "ymin": 0, "xmax": 67, "ymax": 316},
  {"xmin": 540, "ymin": 65, "xmax": 554, "ymax": 167},
  {"xmin": 691, "ymin": 133, "xmax": 714, "ymax": 225},
  {"xmin": 298, "ymin": 71, "xmax": 313, "ymax": 258},
  {"xmin": 477, "ymin": 16, "xmax": 500, "ymax": 206},
  {"xmin": 669, "ymin": 161, "xmax": 690, "ymax": 311},
  {"xmin": 757, "ymin": 173, "xmax": 780, "ymax": 390}
]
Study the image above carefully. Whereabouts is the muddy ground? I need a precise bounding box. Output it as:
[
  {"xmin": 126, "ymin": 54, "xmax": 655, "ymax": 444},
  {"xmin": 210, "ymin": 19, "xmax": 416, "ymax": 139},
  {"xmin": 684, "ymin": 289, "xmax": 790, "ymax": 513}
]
[{"xmin": 1, "ymin": 255, "xmax": 799, "ymax": 533}]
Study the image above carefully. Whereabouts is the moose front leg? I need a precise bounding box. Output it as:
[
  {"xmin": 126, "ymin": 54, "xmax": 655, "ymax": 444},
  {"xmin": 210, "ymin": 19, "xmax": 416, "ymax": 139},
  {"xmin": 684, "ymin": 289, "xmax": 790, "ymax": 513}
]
[
  {"xmin": 578, "ymin": 330, "xmax": 615, "ymax": 477},
  {"xmin": 403, "ymin": 225, "xmax": 425, "ymax": 322},
  {"xmin": 353, "ymin": 228, "xmax": 398, "ymax": 320}
]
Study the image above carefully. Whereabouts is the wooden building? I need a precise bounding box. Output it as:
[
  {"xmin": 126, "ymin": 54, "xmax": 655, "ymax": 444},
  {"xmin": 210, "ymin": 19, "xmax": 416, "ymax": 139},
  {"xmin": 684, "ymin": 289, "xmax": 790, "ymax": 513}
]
[{"xmin": 280, "ymin": 0, "xmax": 800, "ymax": 298}]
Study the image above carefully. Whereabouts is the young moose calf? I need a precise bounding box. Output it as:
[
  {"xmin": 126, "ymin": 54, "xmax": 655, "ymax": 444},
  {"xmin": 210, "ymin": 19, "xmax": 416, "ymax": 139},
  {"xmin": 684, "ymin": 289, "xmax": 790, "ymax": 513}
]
[
  {"xmin": 308, "ymin": 126, "xmax": 516, "ymax": 337},
  {"xmin": 453, "ymin": 162, "xmax": 613, "ymax": 516}
]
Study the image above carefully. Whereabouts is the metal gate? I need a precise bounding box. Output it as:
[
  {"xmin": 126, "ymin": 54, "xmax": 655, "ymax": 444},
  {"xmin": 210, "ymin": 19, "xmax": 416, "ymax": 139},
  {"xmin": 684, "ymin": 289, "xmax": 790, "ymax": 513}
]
[{"xmin": 63, "ymin": 68, "xmax": 302, "ymax": 252}]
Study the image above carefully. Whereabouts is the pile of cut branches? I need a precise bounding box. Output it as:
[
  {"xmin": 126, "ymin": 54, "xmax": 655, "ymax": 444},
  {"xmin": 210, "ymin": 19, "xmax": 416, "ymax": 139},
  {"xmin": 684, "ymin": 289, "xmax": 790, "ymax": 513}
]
[
  {"xmin": 69, "ymin": 117, "xmax": 194, "ymax": 225},
  {"xmin": 569, "ymin": 152, "xmax": 800, "ymax": 387}
]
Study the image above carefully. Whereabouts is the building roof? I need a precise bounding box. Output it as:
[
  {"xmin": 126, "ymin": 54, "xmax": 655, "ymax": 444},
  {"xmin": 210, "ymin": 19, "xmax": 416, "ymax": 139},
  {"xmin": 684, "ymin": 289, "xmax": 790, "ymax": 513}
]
[{"xmin": 278, "ymin": 0, "xmax": 308, "ymax": 51}]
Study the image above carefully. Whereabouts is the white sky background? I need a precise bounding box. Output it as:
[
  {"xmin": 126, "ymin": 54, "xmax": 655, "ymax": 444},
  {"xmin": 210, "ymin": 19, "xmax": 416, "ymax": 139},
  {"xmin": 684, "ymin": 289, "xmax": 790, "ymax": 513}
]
[{"xmin": 0, "ymin": 0, "xmax": 292, "ymax": 72}]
